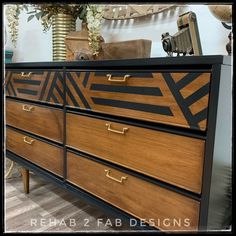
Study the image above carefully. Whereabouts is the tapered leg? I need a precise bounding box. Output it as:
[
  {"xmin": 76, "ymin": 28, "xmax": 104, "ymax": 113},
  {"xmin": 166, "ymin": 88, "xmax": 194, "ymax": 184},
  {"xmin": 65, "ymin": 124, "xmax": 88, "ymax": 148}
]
[{"xmin": 20, "ymin": 168, "xmax": 30, "ymax": 194}]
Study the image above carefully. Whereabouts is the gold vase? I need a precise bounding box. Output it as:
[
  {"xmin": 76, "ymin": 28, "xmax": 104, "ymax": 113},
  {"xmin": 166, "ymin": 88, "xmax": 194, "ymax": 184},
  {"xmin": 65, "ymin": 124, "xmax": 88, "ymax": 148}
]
[{"xmin": 52, "ymin": 14, "xmax": 76, "ymax": 61}]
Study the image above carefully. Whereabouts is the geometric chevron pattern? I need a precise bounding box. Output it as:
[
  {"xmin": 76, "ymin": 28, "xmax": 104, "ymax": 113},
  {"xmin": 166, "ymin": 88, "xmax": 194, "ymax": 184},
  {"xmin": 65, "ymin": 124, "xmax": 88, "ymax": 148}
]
[
  {"xmin": 5, "ymin": 69, "xmax": 211, "ymax": 131},
  {"xmin": 66, "ymin": 71, "xmax": 211, "ymax": 131},
  {"xmin": 5, "ymin": 70, "xmax": 64, "ymax": 105}
]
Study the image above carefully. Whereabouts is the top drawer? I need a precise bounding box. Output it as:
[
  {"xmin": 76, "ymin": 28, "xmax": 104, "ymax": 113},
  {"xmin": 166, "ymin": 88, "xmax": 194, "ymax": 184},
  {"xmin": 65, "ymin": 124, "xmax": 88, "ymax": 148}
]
[
  {"xmin": 66, "ymin": 71, "xmax": 211, "ymax": 131},
  {"xmin": 5, "ymin": 69, "xmax": 64, "ymax": 105}
]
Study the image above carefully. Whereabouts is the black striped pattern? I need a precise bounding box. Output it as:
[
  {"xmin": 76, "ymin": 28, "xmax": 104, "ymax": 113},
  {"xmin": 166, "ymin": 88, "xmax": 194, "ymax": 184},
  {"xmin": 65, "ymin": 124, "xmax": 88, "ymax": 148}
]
[
  {"xmin": 45, "ymin": 71, "xmax": 64, "ymax": 104},
  {"xmin": 67, "ymin": 71, "xmax": 173, "ymax": 117},
  {"xmin": 6, "ymin": 71, "xmax": 42, "ymax": 98},
  {"xmin": 66, "ymin": 72, "xmax": 91, "ymax": 109},
  {"xmin": 6, "ymin": 72, "xmax": 16, "ymax": 96},
  {"xmin": 83, "ymin": 72, "xmax": 90, "ymax": 88},
  {"xmin": 17, "ymin": 88, "xmax": 38, "ymax": 95},
  {"xmin": 6, "ymin": 70, "xmax": 64, "ymax": 105},
  {"xmin": 13, "ymin": 79, "xmax": 41, "ymax": 85},
  {"xmin": 90, "ymin": 84, "xmax": 163, "ymax": 96},
  {"xmin": 39, "ymin": 71, "xmax": 51, "ymax": 100},
  {"xmin": 92, "ymin": 97, "xmax": 173, "ymax": 116},
  {"xmin": 6, "ymin": 69, "xmax": 210, "ymax": 131},
  {"xmin": 162, "ymin": 73, "xmax": 210, "ymax": 130}
]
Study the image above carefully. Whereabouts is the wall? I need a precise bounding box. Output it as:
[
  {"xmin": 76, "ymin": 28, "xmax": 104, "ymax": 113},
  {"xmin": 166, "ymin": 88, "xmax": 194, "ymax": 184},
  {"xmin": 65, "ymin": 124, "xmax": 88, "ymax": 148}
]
[{"xmin": 4, "ymin": 4, "xmax": 231, "ymax": 62}]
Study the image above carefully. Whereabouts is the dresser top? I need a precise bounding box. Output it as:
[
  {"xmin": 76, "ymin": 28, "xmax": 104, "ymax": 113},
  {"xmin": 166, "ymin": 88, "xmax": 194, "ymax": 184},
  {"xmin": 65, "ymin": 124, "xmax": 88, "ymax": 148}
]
[{"xmin": 5, "ymin": 55, "xmax": 231, "ymax": 69}]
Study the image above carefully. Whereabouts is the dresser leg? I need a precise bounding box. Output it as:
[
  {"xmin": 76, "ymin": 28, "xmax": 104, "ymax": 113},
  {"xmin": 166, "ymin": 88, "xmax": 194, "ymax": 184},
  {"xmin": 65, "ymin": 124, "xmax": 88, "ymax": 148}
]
[{"xmin": 20, "ymin": 168, "xmax": 30, "ymax": 194}]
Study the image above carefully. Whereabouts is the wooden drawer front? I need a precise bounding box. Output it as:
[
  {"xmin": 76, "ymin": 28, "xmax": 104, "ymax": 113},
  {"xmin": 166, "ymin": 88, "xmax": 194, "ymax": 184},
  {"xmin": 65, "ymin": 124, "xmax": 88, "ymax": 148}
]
[
  {"xmin": 6, "ymin": 99, "xmax": 63, "ymax": 143},
  {"xmin": 67, "ymin": 152, "xmax": 200, "ymax": 231},
  {"xmin": 67, "ymin": 114, "xmax": 204, "ymax": 193},
  {"xmin": 66, "ymin": 71, "xmax": 211, "ymax": 131},
  {"xmin": 6, "ymin": 128, "xmax": 63, "ymax": 176},
  {"xmin": 5, "ymin": 70, "xmax": 64, "ymax": 105}
]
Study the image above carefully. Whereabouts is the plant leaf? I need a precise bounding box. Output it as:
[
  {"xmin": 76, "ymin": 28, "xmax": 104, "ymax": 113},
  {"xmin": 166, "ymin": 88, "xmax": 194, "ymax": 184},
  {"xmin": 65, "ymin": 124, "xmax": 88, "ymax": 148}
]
[
  {"xmin": 23, "ymin": 5, "xmax": 28, "ymax": 12},
  {"xmin": 35, "ymin": 12, "xmax": 43, "ymax": 20},
  {"xmin": 27, "ymin": 15, "xmax": 35, "ymax": 22},
  {"xmin": 79, "ymin": 7, "xmax": 87, "ymax": 21},
  {"xmin": 27, "ymin": 11, "xmax": 36, "ymax": 14}
]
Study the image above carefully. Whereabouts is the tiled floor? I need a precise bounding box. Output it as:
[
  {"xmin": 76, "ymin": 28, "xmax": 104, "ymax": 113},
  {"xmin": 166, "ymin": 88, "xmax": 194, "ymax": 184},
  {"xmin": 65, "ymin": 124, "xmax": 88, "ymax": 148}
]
[{"xmin": 5, "ymin": 173, "xmax": 137, "ymax": 232}]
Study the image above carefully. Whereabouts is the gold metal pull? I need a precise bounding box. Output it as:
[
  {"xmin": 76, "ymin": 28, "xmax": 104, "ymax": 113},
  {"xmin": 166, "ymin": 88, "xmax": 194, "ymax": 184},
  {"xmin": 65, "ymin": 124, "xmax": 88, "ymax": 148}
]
[
  {"xmin": 106, "ymin": 74, "xmax": 131, "ymax": 82},
  {"xmin": 21, "ymin": 72, "xmax": 32, "ymax": 78},
  {"xmin": 23, "ymin": 136, "xmax": 34, "ymax": 145},
  {"xmin": 22, "ymin": 105, "xmax": 34, "ymax": 112},
  {"xmin": 106, "ymin": 123, "xmax": 128, "ymax": 135},
  {"xmin": 105, "ymin": 169, "xmax": 127, "ymax": 184}
]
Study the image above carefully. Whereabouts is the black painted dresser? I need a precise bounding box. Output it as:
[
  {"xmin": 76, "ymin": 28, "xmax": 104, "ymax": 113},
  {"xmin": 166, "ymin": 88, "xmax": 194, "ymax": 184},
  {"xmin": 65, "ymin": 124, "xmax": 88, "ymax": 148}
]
[{"xmin": 5, "ymin": 56, "xmax": 232, "ymax": 231}]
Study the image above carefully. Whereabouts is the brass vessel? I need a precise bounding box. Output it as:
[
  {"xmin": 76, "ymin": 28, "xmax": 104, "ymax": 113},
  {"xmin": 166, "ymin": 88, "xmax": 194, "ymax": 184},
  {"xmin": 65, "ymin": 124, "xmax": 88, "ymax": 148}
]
[{"xmin": 52, "ymin": 14, "xmax": 76, "ymax": 61}]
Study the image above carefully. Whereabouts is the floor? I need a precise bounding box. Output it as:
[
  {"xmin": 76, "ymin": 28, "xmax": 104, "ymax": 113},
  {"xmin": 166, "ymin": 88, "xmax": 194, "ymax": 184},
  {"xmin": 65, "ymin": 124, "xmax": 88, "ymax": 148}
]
[{"xmin": 5, "ymin": 173, "xmax": 138, "ymax": 233}]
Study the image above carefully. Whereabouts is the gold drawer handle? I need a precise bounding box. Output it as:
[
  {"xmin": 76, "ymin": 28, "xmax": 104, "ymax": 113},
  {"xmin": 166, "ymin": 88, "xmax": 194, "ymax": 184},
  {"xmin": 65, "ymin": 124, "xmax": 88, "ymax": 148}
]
[
  {"xmin": 105, "ymin": 169, "xmax": 127, "ymax": 184},
  {"xmin": 106, "ymin": 123, "xmax": 128, "ymax": 135},
  {"xmin": 23, "ymin": 136, "xmax": 34, "ymax": 145},
  {"xmin": 106, "ymin": 74, "xmax": 131, "ymax": 82},
  {"xmin": 22, "ymin": 105, "xmax": 34, "ymax": 112},
  {"xmin": 21, "ymin": 72, "xmax": 32, "ymax": 78}
]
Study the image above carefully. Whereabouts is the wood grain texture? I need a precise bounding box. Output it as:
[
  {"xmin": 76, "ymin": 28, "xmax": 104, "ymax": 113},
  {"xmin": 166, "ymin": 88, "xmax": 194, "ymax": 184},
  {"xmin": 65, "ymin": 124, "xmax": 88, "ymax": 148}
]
[
  {"xmin": 67, "ymin": 114, "xmax": 205, "ymax": 193},
  {"xmin": 20, "ymin": 168, "xmax": 30, "ymax": 194},
  {"xmin": 6, "ymin": 99, "xmax": 63, "ymax": 143},
  {"xmin": 179, "ymin": 73, "xmax": 210, "ymax": 99},
  {"xmin": 5, "ymin": 70, "xmax": 64, "ymax": 105},
  {"xmin": 6, "ymin": 128, "xmax": 63, "ymax": 177},
  {"xmin": 66, "ymin": 71, "xmax": 211, "ymax": 131},
  {"xmin": 67, "ymin": 152, "xmax": 200, "ymax": 231}
]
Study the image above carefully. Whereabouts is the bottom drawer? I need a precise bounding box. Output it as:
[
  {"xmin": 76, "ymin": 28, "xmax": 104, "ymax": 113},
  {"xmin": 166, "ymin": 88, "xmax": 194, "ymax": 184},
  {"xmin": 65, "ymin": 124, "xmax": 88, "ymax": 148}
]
[
  {"xmin": 67, "ymin": 152, "xmax": 200, "ymax": 231},
  {"xmin": 6, "ymin": 128, "xmax": 63, "ymax": 177}
]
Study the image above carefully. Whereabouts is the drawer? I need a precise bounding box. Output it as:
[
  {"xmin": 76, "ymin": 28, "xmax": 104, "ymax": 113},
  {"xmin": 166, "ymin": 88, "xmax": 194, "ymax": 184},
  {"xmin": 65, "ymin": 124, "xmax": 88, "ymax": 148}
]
[
  {"xmin": 6, "ymin": 128, "xmax": 63, "ymax": 176},
  {"xmin": 66, "ymin": 71, "xmax": 211, "ymax": 131},
  {"xmin": 67, "ymin": 152, "xmax": 200, "ymax": 231},
  {"xmin": 5, "ymin": 69, "xmax": 64, "ymax": 105},
  {"xmin": 6, "ymin": 99, "xmax": 63, "ymax": 143},
  {"xmin": 67, "ymin": 113, "xmax": 205, "ymax": 193}
]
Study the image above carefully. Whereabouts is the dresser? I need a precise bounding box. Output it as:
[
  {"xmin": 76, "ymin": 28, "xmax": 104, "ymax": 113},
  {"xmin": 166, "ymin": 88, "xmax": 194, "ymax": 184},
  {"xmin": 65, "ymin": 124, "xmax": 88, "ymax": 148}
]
[{"xmin": 5, "ymin": 56, "xmax": 232, "ymax": 231}]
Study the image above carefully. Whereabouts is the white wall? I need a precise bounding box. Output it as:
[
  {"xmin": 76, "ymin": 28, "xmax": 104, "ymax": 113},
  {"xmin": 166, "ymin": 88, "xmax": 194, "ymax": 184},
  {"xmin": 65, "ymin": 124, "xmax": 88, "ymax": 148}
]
[{"xmin": 4, "ymin": 4, "xmax": 231, "ymax": 62}]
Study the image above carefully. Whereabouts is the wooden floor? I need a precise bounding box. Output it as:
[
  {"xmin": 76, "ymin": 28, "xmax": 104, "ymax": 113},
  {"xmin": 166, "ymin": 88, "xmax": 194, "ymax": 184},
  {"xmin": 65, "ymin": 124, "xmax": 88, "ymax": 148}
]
[{"xmin": 5, "ymin": 173, "xmax": 136, "ymax": 232}]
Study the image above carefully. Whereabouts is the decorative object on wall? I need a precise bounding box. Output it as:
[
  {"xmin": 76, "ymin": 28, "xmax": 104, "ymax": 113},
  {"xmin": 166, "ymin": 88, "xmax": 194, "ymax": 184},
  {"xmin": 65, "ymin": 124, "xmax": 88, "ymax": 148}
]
[
  {"xmin": 208, "ymin": 5, "xmax": 232, "ymax": 56},
  {"xmin": 103, "ymin": 4, "xmax": 178, "ymax": 20},
  {"xmin": 161, "ymin": 11, "xmax": 202, "ymax": 56}
]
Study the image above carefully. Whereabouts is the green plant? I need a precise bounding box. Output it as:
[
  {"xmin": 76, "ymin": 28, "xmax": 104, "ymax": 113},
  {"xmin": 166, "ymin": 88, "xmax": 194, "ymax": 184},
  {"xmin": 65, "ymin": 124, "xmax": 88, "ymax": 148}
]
[
  {"xmin": 26, "ymin": 4, "xmax": 87, "ymax": 32},
  {"xmin": 5, "ymin": 3, "xmax": 104, "ymax": 55}
]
